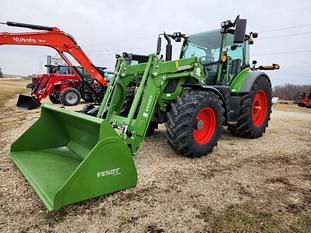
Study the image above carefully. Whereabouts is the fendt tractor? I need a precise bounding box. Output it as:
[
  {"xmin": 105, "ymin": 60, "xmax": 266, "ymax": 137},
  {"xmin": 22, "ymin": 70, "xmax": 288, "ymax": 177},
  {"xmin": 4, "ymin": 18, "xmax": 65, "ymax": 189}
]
[
  {"xmin": 0, "ymin": 21, "xmax": 108, "ymax": 109},
  {"xmin": 4, "ymin": 16, "xmax": 279, "ymax": 211}
]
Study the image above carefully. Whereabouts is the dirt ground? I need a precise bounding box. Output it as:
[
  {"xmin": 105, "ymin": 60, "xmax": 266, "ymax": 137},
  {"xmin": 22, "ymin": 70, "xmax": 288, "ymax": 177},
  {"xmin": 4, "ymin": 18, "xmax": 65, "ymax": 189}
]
[{"xmin": 0, "ymin": 81, "xmax": 311, "ymax": 232}]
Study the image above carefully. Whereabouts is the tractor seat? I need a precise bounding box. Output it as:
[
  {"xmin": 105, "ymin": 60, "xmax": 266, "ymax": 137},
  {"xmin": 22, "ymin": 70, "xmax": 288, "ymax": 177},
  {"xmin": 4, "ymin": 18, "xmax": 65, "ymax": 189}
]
[
  {"xmin": 230, "ymin": 59, "xmax": 242, "ymax": 74},
  {"xmin": 204, "ymin": 63, "xmax": 218, "ymax": 85}
]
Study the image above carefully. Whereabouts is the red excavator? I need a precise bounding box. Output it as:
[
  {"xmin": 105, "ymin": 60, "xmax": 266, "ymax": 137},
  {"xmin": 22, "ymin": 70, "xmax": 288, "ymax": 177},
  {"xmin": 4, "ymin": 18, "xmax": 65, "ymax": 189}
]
[{"xmin": 0, "ymin": 21, "xmax": 108, "ymax": 109}]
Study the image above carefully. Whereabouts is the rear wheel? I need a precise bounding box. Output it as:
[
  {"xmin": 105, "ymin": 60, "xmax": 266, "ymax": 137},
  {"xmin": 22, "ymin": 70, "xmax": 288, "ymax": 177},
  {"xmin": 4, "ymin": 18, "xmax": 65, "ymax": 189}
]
[
  {"xmin": 165, "ymin": 90, "xmax": 223, "ymax": 157},
  {"xmin": 60, "ymin": 88, "xmax": 81, "ymax": 106},
  {"xmin": 229, "ymin": 76, "xmax": 272, "ymax": 138},
  {"xmin": 81, "ymin": 93, "xmax": 93, "ymax": 102}
]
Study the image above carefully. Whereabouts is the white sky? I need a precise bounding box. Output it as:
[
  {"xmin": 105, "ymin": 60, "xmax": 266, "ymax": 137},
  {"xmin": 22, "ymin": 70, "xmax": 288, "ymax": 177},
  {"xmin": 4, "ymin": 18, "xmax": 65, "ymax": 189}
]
[{"xmin": 0, "ymin": 0, "xmax": 310, "ymax": 86}]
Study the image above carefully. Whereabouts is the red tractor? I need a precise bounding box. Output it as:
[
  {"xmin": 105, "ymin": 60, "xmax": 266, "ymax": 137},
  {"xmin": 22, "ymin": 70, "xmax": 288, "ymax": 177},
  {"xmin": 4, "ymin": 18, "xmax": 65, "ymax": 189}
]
[
  {"xmin": 295, "ymin": 92, "xmax": 311, "ymax": 108},
  {"xmin": 0, "ymin": 21, "xmax": 108, "ymax": 109},
  {"xmin": 27, "ymin": 64, "xmax": 108, "ymax": 106}
]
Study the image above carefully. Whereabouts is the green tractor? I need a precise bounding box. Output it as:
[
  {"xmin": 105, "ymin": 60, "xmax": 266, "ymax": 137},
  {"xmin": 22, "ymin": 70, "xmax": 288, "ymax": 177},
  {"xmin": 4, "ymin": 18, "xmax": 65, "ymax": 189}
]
[{"xmin": 10, "ymin": 16, "xmax": 279, "ymax": 210}]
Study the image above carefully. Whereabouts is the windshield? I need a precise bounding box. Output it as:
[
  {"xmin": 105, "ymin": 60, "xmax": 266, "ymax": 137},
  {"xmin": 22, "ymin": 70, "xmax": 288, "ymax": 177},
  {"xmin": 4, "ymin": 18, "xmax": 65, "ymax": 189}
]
[
  {"xmin": 181, "ymin": 29, "xmax": 221, "ymax": 63},
  {"xmin": 57, "ymin": 66, "xmax": 71, "ymax": 74}
]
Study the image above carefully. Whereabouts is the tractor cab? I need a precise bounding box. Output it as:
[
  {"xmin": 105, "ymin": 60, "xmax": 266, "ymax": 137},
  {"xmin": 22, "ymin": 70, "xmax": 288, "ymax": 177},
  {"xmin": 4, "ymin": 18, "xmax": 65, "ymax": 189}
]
[
  {"xmin": 180, "ymin": 17, "xmax": 254, "ymax": 86},
  {"xmin": 181, "ymin": 29, "xmax": 248, "ymax": 85},
  {"xmin": 156, "ymin": 16, "xmax": 256, "ymax": 86},
  {"xmin": 46, "ymin": 64, "xmax": 72, "ymax": 75}
]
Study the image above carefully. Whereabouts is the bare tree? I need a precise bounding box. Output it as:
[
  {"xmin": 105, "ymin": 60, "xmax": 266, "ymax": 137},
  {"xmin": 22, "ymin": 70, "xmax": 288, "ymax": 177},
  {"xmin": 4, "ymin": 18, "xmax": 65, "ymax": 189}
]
[{"xmin": 273, "ymin": 84, "xmax": 311, "ymax": 100}]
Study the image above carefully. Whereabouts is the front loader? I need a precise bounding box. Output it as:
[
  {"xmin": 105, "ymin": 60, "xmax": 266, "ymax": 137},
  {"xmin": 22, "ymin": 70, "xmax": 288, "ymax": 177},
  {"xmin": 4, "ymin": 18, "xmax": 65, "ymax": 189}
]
[{"xmin": 10, "ymin": 16, "xmax": 279, "ymax": 211}]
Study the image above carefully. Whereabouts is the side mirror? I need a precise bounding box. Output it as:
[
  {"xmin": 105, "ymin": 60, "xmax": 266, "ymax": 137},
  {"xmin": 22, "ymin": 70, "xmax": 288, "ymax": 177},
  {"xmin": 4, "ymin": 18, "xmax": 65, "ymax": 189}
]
[
  {"xmin": 234, "ymin": 19, "xmax": 247, "ymax": 43},
  {"xmin": 165, "ymin": 44, "xmax": 172, "ymax": 61},
  {"xmin": 156, "ymin": 36, "xmax": 162, "ymax": 55}
]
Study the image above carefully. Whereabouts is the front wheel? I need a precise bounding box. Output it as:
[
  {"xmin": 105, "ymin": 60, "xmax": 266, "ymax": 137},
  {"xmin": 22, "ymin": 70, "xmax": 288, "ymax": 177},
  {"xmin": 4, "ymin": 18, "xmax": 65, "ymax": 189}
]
[
  {"xmin": 229, "ymin": 76, "xmax": 272, "ymax": 138},
  {"xmin": 165, "ymin": 90, "xmax": 224, "ymax": 157},
  {"xmin": 60, "ymin": 88, "xmax": 81, "ymax": 106}
]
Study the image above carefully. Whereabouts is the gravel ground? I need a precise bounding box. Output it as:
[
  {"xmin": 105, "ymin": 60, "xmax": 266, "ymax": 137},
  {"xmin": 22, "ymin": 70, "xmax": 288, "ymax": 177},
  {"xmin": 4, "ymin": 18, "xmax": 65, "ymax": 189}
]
[{"xmin": 0, "ymin": 96, "xmax": 311, "ymax": 233}]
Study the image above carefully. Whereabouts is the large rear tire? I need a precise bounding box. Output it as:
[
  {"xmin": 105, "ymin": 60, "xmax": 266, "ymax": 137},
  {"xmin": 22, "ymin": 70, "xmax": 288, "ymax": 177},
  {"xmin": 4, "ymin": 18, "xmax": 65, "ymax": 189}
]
[
  {"xmin": 228, "ymin": 76, "xmax": 272, "ymax": 138},
  {"xmin": 165, "ymin": 90, "xmax": 223, "ymax": 157},
  {"xmin": 60, "ymin": 88, "xmax": 81, "ymax": 106}
]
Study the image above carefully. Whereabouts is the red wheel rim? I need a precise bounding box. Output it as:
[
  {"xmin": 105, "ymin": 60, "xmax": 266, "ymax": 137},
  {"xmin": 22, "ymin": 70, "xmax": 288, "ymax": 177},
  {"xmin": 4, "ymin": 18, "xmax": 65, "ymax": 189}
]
[
  {"xmin": 252, "ymin": 89, "xmax": 268, "ymax": 127},
  {"xmin": 193, "ymin": 107, "xmax": 217, "ymax": 144}
]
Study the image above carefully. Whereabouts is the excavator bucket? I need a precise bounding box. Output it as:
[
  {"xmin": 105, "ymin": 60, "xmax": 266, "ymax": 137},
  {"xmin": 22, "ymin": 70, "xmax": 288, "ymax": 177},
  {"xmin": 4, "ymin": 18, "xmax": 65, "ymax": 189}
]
[
  {"xmin": 10, "ymin": 105, "xmax": 137, "ymax": 211},
  {"xmin": 16, "ymin": 94, "xmax": 41, "ymax": 109}
]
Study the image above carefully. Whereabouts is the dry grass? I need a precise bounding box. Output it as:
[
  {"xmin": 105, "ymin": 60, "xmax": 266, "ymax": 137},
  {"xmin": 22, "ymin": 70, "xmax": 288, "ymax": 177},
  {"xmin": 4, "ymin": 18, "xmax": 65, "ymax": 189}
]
[
  {"xmin": 0, "ymin": 79, "xmax": 29, "ymax": 106},
  {"xmin": 273, "ymin": 102, "xmax": 311, "ymax": 113}
]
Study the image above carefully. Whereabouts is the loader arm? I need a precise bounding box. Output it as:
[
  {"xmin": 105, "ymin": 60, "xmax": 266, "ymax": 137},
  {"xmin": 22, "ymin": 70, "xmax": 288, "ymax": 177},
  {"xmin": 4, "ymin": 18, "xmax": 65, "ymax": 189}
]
[
  {"xmin": 98, "ymin": 54, "xmax": 203, "ymax": 154},
  {"xmin": 0, "ymin": 21, "xmax": 107, "ymax": 87}
]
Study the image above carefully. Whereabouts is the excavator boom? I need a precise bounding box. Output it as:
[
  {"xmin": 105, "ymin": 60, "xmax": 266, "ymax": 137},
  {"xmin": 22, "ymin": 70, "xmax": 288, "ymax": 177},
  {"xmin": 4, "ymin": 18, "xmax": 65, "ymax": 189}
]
[{"xmin": 0, "ymin": 21, "xmax": 107, "ymax": 87}]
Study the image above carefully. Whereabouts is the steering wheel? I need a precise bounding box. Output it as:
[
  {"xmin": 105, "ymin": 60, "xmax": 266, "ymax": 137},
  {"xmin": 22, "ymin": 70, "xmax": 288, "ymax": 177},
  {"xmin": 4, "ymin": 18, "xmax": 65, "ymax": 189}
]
[{"xmin": 199, "ymin": 56, "xmax": 214, "ymax": 65}]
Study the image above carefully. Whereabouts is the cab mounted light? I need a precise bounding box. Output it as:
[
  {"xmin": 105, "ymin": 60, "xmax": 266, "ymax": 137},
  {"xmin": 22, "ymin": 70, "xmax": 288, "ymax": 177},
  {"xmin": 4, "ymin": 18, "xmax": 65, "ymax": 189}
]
[
  {"xmin": 258, "ymin": 64, "xmax": 280, "ymax": 70},
  {"xmin": 273, "ymin": 63, "xmax": 280, "ymax": 70},
  {"xmin": 221, "ymin": 55, "xmax": 228, "ymax": 63}
]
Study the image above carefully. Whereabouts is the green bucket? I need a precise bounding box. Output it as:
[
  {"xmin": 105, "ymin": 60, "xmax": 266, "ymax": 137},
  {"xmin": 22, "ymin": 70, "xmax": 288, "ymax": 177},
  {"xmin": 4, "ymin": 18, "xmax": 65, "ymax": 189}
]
[{"xmin": 10, "ymin": 105, "xmax": 137, "ymax": 211}]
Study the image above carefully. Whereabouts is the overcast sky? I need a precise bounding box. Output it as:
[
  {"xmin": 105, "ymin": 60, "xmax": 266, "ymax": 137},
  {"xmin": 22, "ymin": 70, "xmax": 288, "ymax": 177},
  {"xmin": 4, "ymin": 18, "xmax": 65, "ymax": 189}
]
[{"xmin": 0, "ymin": 0, "xmax": 310, "ymax": 86}]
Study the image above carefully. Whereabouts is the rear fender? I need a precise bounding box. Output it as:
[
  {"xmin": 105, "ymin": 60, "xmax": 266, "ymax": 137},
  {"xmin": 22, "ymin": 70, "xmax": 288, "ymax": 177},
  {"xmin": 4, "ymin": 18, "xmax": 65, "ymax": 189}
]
[{"xmin": 230, "ymin": 70, "xmax": 271, "ymax": 93}]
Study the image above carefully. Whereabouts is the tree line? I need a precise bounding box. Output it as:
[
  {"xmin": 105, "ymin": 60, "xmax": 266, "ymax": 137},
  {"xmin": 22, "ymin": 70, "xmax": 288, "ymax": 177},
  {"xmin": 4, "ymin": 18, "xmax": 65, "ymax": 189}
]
[{"xmin": 273, "ymin": 84, "xmax": 311, "ymax": 100}]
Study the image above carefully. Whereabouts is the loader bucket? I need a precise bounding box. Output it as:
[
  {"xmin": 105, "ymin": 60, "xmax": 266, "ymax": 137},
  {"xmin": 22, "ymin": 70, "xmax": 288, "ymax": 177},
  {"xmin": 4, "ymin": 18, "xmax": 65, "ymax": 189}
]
[
  {"xmin": 16, "ymin": 94, "xmax": 41, "ymax": 109},
  {"xmin": 10, "ymin": 105, "xmax": 137, "ymax": 211}
]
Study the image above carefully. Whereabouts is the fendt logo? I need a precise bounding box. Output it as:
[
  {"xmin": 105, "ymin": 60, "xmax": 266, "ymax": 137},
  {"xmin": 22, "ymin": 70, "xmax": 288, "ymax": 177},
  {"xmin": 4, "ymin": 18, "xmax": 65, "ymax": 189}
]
[
  {"xmin": 96, "ymin": 168, "xmax": 121, "ymax": 178},
  {"xmin": 13, "ymin": 37, "xmax": 37, "ymax": 43},
  {"xmin": 143, "ymin": 95, "xmax": 153, "ymax": 118}
]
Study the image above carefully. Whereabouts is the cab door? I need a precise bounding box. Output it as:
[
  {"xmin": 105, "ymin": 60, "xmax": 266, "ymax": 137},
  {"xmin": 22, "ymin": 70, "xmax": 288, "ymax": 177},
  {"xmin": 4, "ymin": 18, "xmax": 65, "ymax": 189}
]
[{"xmin": 223, "ymin": 35, "xmax": 246, "ymax": 84}]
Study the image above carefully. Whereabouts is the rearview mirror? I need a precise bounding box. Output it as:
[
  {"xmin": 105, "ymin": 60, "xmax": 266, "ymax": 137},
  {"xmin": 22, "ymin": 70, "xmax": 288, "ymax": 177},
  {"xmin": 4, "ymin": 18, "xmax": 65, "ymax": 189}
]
[
  {"xmin": 234, "ymin": 19, "xmax": 247, "ymax": 43},
  {"xmin": 156, "ymin": 36, "xmax": 162, "ymax": 55}
]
